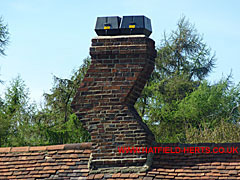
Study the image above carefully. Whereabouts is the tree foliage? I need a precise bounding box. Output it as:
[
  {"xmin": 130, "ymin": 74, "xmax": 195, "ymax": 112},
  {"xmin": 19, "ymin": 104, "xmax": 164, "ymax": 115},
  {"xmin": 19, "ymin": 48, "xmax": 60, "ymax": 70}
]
[
  {"xmin": 0, "ymin": 76, "xmax": 36, "ymax": 146},
  {"xmin": 137, "ymin": 17, "xmax": 216, "ymax": 120},
  {"xmin": 135, "ymin": 16, "xmax": 240, "ymax": 143},
  {"xmin": 1, "ymin": 16, "xmax": 240, "ymax": 147},
  {"xmin": 156, "ymin": 16, "xmax": 216, "ymax": 81},
  {"xmin": 0, "ymin": 58, "xmax": 91, "ymax": 147},
  {"xmin": 0, "ymin": 17, "xmax": 9, "ymax": 56},
  {"xmin": 147, "ymin": 78, "xmax": 240, "ymax": 142},
  {"xmin": 34, "ymin": 57, "xmax": 91, "ymax": 145}
]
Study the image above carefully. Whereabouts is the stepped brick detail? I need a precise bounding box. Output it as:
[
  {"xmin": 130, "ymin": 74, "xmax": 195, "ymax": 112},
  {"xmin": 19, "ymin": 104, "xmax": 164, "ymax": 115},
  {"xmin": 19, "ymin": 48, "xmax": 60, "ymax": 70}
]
[{"xmin": 71, "ymin": 35, "xmax": 157, "ymax": 169}]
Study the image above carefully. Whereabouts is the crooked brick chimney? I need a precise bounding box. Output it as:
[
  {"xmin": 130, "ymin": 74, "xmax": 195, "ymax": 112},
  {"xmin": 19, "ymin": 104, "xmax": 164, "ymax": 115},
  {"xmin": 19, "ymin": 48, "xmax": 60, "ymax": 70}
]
[{"xmin": 72, "ymin": 35, "xmax": 156, "ymax": 172}]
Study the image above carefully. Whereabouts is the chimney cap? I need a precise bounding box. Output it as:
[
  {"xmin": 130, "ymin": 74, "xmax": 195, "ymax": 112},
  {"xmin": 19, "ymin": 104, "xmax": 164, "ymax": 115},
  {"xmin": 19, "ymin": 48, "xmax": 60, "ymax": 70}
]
[
  {"xmin": 94, "ymin": 15, "xmax": 152, "ymax": 37},
  {"xmin": 95, "ymin": 16, "xmax": 121, "ymax": 36}
]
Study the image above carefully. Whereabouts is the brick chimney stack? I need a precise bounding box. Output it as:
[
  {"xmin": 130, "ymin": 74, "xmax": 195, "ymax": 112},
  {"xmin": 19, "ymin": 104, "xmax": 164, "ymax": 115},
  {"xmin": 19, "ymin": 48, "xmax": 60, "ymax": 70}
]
[{"xmin": 72, "ymin": 35, "xmax": 156, "ymax": 172}]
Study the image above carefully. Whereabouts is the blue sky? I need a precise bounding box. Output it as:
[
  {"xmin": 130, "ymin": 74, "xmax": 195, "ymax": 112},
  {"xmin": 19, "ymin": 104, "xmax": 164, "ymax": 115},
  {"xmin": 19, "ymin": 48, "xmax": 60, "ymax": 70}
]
[{"xmin": 1, "ymin": 0, "xmax": 240, "ymax": 103}]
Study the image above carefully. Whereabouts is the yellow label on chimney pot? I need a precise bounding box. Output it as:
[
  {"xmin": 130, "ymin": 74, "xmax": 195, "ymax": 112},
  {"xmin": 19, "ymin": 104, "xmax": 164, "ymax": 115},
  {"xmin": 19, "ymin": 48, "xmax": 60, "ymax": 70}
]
[
  {"xmin": 104, "ymin": 26, "xmax": 110, "ymax": 29},
  {"xmin": 129, "ymin": 25, "xmax": 135, "ymax": 28}
]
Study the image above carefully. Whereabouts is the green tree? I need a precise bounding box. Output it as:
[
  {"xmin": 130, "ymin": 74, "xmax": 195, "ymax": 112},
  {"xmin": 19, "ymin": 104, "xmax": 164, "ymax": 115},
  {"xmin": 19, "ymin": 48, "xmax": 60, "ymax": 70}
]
[
  {"xmin": 155, "ymin": 16, "xmax": 216, "ymax": 103},
  {"xmin": 35, "ymin": 57, "xmax": 91, "ymax": 145},
  {"xmin": 0, "ymin": 97, "xmax": 9, "ymax": 146},
  {"xmin": 0, "ymin": 17, "xmax": 9, "ymax": 56},
  {"xmin": 0, "ymin": 75, "xmax": 36, "ymax": 147},
  {"xmin": 156, "ymin": 16, "xmax": 215, "ymax": 81},
  {"xmin": 135, "ymin": 16, "xmax": 218, "ymax": 142},
  {"xmin": 148, "ymin": 77, "xmax": 240, "ymax": 143},
  {"xmin": 0, "ymin": 17, "xmax": 10, "ymax": 83},
  {"xmin": 184, "ymin": 78, "xmax": 240, "ymax": 143},
  {"xmin": 177, "ymin": 78, "xmax": 240, "ymax": 127}
]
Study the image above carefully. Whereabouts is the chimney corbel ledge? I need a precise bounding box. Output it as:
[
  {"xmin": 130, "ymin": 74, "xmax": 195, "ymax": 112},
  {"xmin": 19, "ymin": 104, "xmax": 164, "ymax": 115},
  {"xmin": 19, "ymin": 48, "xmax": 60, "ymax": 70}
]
[{"xmin": 72, "ymin": 35, "xmax": 157, "ymax": 172}]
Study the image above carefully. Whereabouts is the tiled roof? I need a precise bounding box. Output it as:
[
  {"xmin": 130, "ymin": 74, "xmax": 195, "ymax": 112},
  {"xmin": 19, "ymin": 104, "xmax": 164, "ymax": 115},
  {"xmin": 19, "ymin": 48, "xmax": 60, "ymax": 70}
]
[
  {"xmin": 2, "ymin": 143, "xmax": 240, "ymax": 179},
  {"xmin": 0, "ymin": 143, "xmax": 91, "ymax": 180}
]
